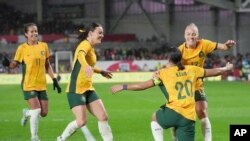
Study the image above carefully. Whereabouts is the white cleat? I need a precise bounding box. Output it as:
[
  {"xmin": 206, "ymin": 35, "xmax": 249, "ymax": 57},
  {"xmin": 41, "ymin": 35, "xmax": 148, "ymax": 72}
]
[
  {"xmin": 31, "ymin": 136, "xmax": 40, "ymax": 141},
  {"xmin": 21, "ymin": 108, "xmax": 29, "ymax": 127}
]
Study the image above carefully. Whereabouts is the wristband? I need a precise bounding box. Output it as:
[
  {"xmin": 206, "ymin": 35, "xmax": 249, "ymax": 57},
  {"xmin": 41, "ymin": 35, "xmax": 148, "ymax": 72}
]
[{"xmin": 123, "ymin": 84, "xmax": 128, "ymax": 90}]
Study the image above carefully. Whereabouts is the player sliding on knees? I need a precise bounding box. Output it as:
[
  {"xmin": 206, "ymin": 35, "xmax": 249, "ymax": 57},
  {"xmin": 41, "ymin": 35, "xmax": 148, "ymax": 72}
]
[{"xmin": 110, "ymin": 47, "xmax": 233, "ymax": 141}]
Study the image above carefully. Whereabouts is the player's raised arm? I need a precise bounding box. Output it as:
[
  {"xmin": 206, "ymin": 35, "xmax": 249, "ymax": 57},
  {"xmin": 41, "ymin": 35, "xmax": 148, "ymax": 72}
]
[
  {"xmin": 205, "ymin": 62, "xmax": 233, "ymax": 77},
  {"xmin": 217, "ymin": 40, "xmax": 236, "ymax": 50},
  {"xmin": 110, "ymin": 79, "xmax": 155, "ymax": 95}
]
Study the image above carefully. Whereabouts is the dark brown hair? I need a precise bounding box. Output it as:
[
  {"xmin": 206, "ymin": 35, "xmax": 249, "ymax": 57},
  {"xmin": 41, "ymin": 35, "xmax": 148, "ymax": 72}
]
[
  {"xmin": 166, "ymin": 47, "xmax": 185, "ymax": 70},
  {"xmin": 23, "ymin": 23, "xmax": 37, "ymax": 33},
  {"xmin": 78, "ymin": 23, "xmax": 101, "ymax": 40}
]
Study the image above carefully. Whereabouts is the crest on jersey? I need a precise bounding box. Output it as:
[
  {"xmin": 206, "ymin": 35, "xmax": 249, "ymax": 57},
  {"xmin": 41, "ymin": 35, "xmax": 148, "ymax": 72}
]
[
  {"xmin": 41, "ymin": 51, "xmax": 45, "ymax": 56},
  {"xmin": 199, "ymin": 51, "xmax": 205, "ymax": 58}
]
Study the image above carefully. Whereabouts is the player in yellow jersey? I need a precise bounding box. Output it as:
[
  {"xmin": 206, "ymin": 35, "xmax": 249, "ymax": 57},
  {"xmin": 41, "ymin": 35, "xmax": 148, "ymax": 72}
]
[
  {"xmin": 57, "ymin": 23, "xmax": 113, "ymax": 141},
  {"xmin": 175, "ymin": 23, "xmax": 236, "ymax": 141},
  {"xmin": 2, "ymin": 23, "xmax": 61, "ymax": 141},
  {"xmin": 110, "ymin": 47, "xmax": 233, "ymax": 141}
]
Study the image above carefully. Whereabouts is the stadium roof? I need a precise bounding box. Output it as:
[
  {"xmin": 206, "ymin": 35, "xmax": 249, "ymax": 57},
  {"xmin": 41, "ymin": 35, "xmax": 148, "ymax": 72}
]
[{"xmin": 152, "ymin": 0, "xmax": 250, "ymax": 12}]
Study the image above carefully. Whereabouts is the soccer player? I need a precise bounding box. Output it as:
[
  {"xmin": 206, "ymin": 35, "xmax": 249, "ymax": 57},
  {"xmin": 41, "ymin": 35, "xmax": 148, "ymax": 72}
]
[
  {"xmin": 173, "ymin": 23, "xmax": 236, "ymax": 141},
  {"xmin": 2, "ymin": 23, "xmax": 61, "ymax": 141},
  {"xmin": 110, "ymin": 47, "xmax": 233, "ymax": 141},
  {"xmin": 57, "ymin": 22, "xmax": 113, "ymax": 141}
]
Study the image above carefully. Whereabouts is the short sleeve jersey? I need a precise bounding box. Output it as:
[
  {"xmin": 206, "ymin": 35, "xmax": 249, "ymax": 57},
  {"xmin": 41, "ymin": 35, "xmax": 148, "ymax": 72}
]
[
  {"xmin": 66, "ymin": 40, "xmax": 96, "ymax": 94},
  {"xmin": 14, "ymin": 42, "xmax": 49, "ymax": 91},
  {"xmin": 178, "ymin": 39, "xmax": 217, "ymax": 90},
  {"xmin": 157, "ymin": 66, "xmax": 205, "ymax": 121}
]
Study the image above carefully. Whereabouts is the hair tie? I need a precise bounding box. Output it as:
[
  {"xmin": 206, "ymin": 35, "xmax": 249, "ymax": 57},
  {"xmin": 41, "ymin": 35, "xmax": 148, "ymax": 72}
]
[{"xmin": 79, "ymin": 29, "xmax": 85, "ymax": 33}]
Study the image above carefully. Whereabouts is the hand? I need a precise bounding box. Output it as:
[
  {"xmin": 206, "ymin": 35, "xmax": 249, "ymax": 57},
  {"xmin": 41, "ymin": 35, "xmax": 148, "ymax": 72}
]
[
  {"xmin": 2, "ymin": 56, "xmax": 10, "ymax": 67},
  {"xmin": 225, "ymin": 62, "xmax": 234, "ymax": 71},
  {"xmin": 100, "ymin": 70, "xmax": 113, "ymax": 79},
  {"xmin": 85, "ymin": 66, "xmax": 93, "ymax": 77},
  {"xmin": 152, "ymin": 71, "xmax": 160, "ymax": 79},
  {"xmin": 225, "ymin": 40, "xmax": 236, "ymax": 49},
  {"xmin": 110, "ymin": 85, "xmax": 123, "ymax": 94},
  {"xmin": 53, "ymin": 78, "xmax": 61, "ymax": 93}
]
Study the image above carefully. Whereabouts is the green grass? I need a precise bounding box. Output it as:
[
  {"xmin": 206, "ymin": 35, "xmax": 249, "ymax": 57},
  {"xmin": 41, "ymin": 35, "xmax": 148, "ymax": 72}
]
[{"xmin": 0, "ymin": 81, "xmax": 249, "ymax": 141}]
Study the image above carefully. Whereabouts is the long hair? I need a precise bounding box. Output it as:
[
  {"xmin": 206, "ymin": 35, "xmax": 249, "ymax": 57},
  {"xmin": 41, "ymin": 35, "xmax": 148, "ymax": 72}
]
[
  {"xmin": 166, "ymin": 47, "xmax": 185, "ymax": 70},
  {"xmin": 75, "ymin": 22, "xmax": 101, "ymax": 48}
]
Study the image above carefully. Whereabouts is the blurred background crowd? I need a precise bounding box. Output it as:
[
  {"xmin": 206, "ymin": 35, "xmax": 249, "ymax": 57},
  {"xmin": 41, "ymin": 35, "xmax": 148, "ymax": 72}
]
[{"xmin": 1, "ymin": 0, "xmax": 250, "ymax": 81}]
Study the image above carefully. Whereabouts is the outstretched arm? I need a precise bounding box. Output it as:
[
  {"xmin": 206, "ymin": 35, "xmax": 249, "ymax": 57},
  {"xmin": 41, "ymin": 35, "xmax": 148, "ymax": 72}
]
[
  {"xmin": 205, "ymin": 62, "xmax": 233, "ymax": 77},
  {"xmin": 110, "ymin": 79, "xmax": 155, "ymax": 94},
  {"xmin": 217, "ymin": 40, "xmax": 236, "ymax": 51}
]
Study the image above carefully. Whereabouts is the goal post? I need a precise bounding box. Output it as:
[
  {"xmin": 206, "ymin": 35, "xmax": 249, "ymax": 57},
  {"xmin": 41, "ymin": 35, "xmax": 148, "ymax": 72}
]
[{"xmin": 55, "ymin": 51, "xmax": 73, "ymax": 73}]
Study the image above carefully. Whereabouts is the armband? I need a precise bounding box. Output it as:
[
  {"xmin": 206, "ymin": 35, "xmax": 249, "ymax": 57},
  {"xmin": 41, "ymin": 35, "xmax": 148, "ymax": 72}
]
[
  {"xmin": 153, "ymin": 78, "xmax": 161, "ymax": 85},
  {"xmin": 123, "ymin": 84, "xmax": 128, "ymax": 90}
]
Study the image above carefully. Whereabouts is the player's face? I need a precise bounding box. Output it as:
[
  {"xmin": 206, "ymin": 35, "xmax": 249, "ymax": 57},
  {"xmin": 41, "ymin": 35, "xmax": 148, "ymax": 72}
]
[
  {"xmin": 89, "ymin": 26, "xmax": 104, "ymax": 45},
  {"xmin": 184, "ymin": 27, "xmax": 198, "ymax": 47},
  {"xmin": 25, "ymin": 25, "xmax": 38, "ymax": 43}
]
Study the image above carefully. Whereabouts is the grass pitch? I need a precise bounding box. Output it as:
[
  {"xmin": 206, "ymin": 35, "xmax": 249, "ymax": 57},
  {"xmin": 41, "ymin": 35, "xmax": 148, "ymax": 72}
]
[{"xmin": 0, "ymin": 81, "xmax": 249, "ymax": 141}]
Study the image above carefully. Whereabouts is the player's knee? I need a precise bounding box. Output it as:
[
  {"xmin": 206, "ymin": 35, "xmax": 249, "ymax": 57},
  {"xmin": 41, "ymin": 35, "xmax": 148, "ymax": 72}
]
[
  {"xmin": 151, "ymin": 113, "xmax": 157, "ymax": 121},
  {"xmin": 77, "ymin": 119, "xmax": 87, "ymax": 127},
  {"xmin": 40, "ymin": 111, "xmax": 48, "ymax": 117},
  {"xmin": 98, "ymin": 113, "xmax": 108, "ymax": 121},
  {"xmin": 196, "ymin": 108, "xmax": 208, "ymax": 119},
  {"xmin": 40, "ymin": 113, "xmax": 47, "ymax": 117}
]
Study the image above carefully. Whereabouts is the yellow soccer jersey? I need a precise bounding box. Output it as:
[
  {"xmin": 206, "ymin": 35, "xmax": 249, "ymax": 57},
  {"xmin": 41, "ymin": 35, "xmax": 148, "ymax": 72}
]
[
  {"xmin": 179, "ymin": 39, "xmax": 217, "ymax": 89},
  {"xmin": 66, "ymin": 40, "xmax": 96, "ymax": 94},
  {"xmin": 14, "ymin": 42, "xmax": 49, "ymax": 91},
  {"xmin": 157, "ymin": 66, "xmax": 205, "ymax": 121}
]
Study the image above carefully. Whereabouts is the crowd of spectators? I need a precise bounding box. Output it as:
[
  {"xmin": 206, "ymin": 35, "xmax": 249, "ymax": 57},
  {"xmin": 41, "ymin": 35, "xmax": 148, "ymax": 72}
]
[
  {"xmin": 0, "ymin": 3, "xmax": 83, "ymax": 35},
  {"xmin": 97, "ymin": 46, "xmax": 168, "ymax": 61},
  {"xmin": 1, "ymin": 46, "xmax": 250, "ymax": 81},
  {"xmin": 0, "ymin": 3, "xmax": 35, "ymax": 35},
  {"xmin": 1, "ymin": 3, "xmax": 250, "ymax": 81}
]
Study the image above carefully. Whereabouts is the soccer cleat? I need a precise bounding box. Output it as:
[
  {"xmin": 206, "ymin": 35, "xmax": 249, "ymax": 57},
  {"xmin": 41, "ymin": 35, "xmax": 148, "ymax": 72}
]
[
  {"xmin": 57, "ymin": 136, "xmax": 65, "ymax": 141},
  {"xmin": 21, "ymin": 108, "xmax": 29, "ymax": 127},
  {"xmin": 31, "ymin": 136, "xmax": 40, "ymax": 141}
]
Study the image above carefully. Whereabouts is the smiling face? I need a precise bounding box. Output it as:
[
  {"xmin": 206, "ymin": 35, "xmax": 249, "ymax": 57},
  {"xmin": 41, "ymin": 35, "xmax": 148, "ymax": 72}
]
[
  {"xmin": 184, "ymin": 24, "xmax": 199, "ymax": 48},
  {"xmin": 88, "ymin": 26, "xmax": 104, "ymax": 46},
  {"xmin": 25, "ymin": 25, "xmax": 38, "ymax": 44}
]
